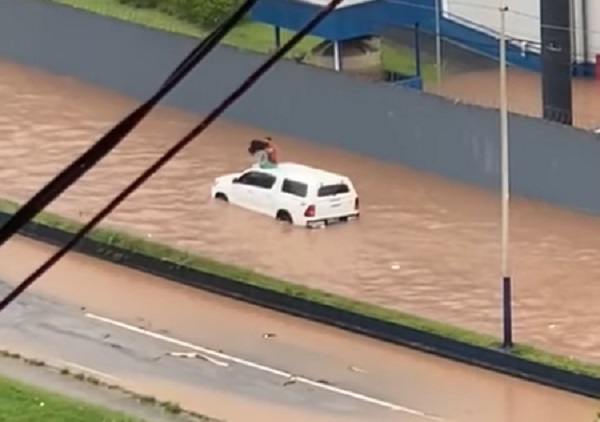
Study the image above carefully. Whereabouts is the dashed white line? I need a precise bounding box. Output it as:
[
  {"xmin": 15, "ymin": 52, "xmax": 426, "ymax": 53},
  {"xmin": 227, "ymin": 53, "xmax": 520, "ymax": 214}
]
[{"xmin": 85, "ymin": 312, "xmax": 446, "ymax": 421}]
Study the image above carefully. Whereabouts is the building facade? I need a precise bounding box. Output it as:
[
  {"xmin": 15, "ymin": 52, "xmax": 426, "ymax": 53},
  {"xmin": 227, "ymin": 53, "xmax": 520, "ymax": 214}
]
[{"xmin": 443, "ymin": 0, "xmax": 599, "ymax": 74}]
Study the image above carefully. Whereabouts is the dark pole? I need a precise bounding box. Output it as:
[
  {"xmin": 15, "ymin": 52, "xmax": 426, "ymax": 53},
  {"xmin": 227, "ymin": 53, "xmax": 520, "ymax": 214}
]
[
  {"xmin": 414, "ymin": 22, "xmax": 422, "ymax": 78},
  {"xmin": 274, "ymin": 26, "xmax": 281, "ymax": 49},
  {"xmin": 502, "ymin": 276, "xmax": 513, "ymax": 348},
  {"xmin": 540, "ymin": 0, "xmax": 573, "ymax": 125}
]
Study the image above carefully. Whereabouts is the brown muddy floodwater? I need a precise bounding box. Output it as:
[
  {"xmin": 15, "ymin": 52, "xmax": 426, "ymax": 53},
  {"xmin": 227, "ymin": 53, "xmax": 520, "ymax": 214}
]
[{"xmin": 1, "ymin": 60, "xmax": 600, "ymax": 363}]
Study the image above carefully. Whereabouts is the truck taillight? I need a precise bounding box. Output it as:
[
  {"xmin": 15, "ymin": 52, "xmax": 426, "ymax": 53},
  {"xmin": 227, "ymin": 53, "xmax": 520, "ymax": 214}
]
[
  {"xmin": 354, "ymin": 197, "xmax": 360, "ymax": 210},
  {"xmin": 304, "ymin": 204, "xmax": 316, "ymax": 217}
]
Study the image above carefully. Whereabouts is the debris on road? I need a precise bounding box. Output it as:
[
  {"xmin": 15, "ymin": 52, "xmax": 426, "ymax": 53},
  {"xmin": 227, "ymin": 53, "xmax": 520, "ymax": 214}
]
[
  {"xmin": 282, "ymin": 375, "xmax": 297, "ymax": 387},
  {"xmin": 348, "ymin": 365, "xmax": 367, "ymax": 374},
  {"xmin": 164, "ymin": 351, "xmax": 229, "ymax": 368}
]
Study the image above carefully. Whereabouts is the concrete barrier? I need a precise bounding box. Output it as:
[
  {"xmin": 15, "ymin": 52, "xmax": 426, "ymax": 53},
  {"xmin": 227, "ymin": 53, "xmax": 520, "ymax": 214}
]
[{"xmin": 4, "ymin": 211, "xmax": 598, "ymax": 399}]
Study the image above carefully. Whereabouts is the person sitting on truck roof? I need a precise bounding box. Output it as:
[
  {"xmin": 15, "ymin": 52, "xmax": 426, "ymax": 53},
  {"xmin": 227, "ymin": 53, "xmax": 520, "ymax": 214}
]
[{"xmin": 248, "ymin": 136, "xmax": 279, "ymax": 169}]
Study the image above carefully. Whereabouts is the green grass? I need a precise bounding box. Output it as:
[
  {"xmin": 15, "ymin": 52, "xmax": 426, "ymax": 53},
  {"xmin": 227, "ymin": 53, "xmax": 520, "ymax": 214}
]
[
  {"xmin": 1, "ymin": 198, "xmax": 600, "ymax": 380},
  {"xmin": 0, "ymin": 375, "xmax": 146, "ymax": 422},
  {"xmin": 51, "ymin": 0, "xmax": 435, "ymax": 79}
]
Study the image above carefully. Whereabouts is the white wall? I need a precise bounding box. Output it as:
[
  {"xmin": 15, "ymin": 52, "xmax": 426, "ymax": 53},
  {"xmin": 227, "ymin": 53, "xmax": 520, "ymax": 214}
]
[
  {"xmin": 572, "ymin": 0, "xmax": 600, "ymax": 62},
  {"xmin": 441, "ymin": 0, "xmax": 599, "ymax": 62},
  {"xmin": 442, "ymin": 0, "xmax": 541, "ymax": 52},
  {"xmin": 571, "ymin": 0, "xmax": 585, "ymax": 62},
  {"xmin": 588, "ymin": 0, "xmax": 600, "ymax": 61}
]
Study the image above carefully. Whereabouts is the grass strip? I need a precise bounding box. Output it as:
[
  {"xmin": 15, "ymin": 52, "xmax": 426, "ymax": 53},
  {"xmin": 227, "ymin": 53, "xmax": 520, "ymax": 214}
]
[
  {"xmin": 0, "ymin": 350, "xmax": 220, "ymax": 421},
  {"xmin": 0, "ymin": 374, "xmax": 146, "ymax": 422},
  {"xmin": 49, "ymin": 0, "xmax": 438, "ymax": 80},
  {"xmin": 0, "ymin": 350, "xmax": 219, "ymax": 421},
  {"xmin": 1, "ymin": 198, "xmax": 599, "ymax": 379}
]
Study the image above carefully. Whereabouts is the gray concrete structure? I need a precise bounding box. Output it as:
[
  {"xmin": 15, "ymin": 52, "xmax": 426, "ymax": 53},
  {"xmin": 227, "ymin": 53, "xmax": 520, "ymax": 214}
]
[{"xmin": 1, "ymin": 0, "xmax": 600, "ymax": 214}]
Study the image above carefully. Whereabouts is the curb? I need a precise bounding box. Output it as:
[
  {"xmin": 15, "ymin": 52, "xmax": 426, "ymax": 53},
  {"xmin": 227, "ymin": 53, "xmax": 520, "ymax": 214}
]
[{"xmin": 5, "ymin": 212, "xmax": 599, "ymax": 399}]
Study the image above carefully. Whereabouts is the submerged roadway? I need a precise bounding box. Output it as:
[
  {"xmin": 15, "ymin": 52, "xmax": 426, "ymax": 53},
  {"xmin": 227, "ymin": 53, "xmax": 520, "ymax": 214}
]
[
  {"xmin": 0, "ymin": 236, "xmax": 596, "ymax": 422},
  {"xmin": 3, "ymin": 60, "xmax": 600, "ymax": 362}
]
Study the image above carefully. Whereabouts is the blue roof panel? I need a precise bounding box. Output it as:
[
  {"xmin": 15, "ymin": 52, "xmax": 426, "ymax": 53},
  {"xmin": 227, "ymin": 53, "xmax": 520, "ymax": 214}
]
[{"xmin": 250, "ymin": 0, "xmax": 382, "ymax": 41}]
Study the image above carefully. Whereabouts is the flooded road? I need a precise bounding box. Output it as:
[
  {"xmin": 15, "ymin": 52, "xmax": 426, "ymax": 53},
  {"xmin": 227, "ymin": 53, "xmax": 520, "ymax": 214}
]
[
  {"xmin": 0, "ymin": 235, "xmax": 597, "ymax": 422},
  {"xmin": 1, "ymin": 60, "xmax": 600, "ymax": 363}
]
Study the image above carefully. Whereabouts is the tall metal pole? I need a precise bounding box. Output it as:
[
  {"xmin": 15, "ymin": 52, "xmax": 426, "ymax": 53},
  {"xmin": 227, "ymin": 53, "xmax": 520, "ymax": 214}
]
[
  {"xmin": 435, "ymin": 0, "xmax": 442, "ymax": 86},
  {"xmin": 333, "ymin": 41, "xmax": 342, "ymax": 72},
  {"xmin": 499, "ymin": 0, "xmax": 512, "ymax": 349}
]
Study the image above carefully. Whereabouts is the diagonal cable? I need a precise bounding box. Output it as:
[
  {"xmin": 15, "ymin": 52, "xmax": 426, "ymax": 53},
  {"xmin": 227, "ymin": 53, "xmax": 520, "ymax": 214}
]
[
  {"xmin": 0, "ymin": 0, "xmax": 257, "ymax": 249},
  {"xmin": 160, "ymin": 29, "xmax": 221, "ymax": 90},
  {"xmin": 0, "ymin": 0, "xmax": 345, "ymax": 314}
]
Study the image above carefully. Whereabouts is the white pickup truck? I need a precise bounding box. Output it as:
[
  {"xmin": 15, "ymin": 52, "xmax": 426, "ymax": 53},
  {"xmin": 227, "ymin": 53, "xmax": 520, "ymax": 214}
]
[{"xmin": 211, "ymin": 162, "xmax": 360, "ymax": 227}]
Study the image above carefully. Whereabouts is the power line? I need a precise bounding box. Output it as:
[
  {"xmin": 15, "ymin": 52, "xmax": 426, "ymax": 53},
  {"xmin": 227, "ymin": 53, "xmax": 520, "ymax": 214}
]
[
  {"xmin": 0, "ymin": 0, "xmax": 258, "ymax": 251},
  {"xmin": 0, "ymin": 0, "xmax": 345, "ymax": 313}
]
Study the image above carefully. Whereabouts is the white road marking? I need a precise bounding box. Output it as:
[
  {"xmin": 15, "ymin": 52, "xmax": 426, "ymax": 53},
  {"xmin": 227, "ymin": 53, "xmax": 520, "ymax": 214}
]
[
  {"xmin": 86, "ymin": 312, "xmax": 446, "ymax": 421},
  {"xmin": 53, "ymin": 358, "xmax": 119, "ymax": 382}
]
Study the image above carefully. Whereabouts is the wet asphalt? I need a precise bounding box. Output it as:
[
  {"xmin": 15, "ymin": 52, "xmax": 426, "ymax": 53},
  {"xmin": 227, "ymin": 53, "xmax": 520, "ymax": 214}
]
[{"xmin": 0, "ymin": 279, "xmax": 399, "ymax": 422}]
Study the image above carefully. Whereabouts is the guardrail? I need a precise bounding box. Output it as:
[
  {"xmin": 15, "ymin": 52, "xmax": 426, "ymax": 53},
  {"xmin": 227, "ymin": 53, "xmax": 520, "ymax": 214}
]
[{"xmin": 4, "ymin": 211, "xmax": 599, "ymax": 400}]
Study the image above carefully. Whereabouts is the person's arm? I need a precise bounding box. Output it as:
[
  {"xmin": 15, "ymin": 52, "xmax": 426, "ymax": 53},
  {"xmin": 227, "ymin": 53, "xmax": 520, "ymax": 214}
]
[{"xmin": 269, "ymin": 144, "xmax": 279, "ymax": 163}]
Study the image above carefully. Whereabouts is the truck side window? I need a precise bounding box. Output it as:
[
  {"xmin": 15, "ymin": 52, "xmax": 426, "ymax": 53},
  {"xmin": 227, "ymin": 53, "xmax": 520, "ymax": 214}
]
[{"xmin": 282, "ymin": 179, "xmax": 308, "ymax": 197}]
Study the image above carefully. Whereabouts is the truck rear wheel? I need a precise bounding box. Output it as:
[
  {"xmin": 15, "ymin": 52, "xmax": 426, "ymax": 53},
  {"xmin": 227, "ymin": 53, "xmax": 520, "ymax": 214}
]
[{"xmin": 276, "ymin": 210, "xmax": 293, "ymax": 224}]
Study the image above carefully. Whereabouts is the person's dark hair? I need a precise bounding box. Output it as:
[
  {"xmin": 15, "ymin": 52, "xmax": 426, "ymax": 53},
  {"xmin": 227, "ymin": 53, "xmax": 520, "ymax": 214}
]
[{"xmin": 248, "ymin": 139, "xmax": 270, "ymax": 155}]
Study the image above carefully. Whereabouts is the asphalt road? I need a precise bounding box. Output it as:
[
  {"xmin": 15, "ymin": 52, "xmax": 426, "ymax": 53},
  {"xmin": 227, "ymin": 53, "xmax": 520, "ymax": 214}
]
[
  {"xmin": 0, "ymin": 280, "xmax": 392, "ymax": 422},
  {"xmin": 0, "ymin": 236, "xmax": 597, "ymax": 422}
]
